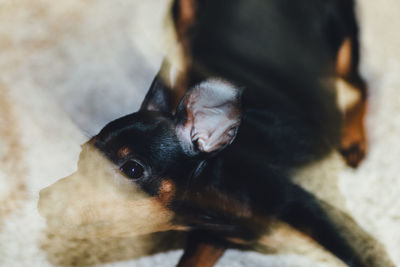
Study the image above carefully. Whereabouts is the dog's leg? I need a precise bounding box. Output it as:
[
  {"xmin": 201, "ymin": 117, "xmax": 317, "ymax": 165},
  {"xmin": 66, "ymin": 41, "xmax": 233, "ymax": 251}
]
[
  {"xmin": 280, "ymin": 184, "xmax": 395, "ymax": 267},
  {"xmin": 336, "ymin": 35, "xmax": 368, "ymax": 168},
  {"xmin": 177, "ymin": 231, "xmax": 226, "ymax": 267}
]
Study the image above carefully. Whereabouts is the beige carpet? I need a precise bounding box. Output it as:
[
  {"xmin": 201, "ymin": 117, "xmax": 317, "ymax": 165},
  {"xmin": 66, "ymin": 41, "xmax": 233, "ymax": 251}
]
[{"xmin": 0, "ymin": 0, "xmax": 399, "ymax": 266}]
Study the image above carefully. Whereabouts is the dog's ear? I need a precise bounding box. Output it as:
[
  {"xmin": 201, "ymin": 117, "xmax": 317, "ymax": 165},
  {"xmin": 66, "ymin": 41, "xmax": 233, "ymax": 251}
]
[
  {"xmin": 140, "ymin": 74, "xmax": 172, "ymax": 112},
  {"xmin": 175, "ymin": 79, "xmax": 242, "ymax": 154}
]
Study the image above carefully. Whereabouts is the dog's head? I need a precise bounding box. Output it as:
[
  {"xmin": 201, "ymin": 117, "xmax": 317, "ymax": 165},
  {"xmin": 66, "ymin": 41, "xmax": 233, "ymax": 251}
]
[{"xmin": 38, "ymin": 76, "xmax": 242, "ymax": 238}]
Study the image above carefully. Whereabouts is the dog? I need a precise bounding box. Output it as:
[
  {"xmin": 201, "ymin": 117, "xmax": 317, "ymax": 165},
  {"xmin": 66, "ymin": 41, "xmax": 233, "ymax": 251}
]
[{"xmin": 39, "ymin": 0, "xmax": 395, "ymax": 266}]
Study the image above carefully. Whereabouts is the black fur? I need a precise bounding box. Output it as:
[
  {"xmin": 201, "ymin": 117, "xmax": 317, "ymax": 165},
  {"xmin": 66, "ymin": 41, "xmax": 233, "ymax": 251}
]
[{"xmin": 92, "ymin": 0, "xmax": 371, "ymax": 266}]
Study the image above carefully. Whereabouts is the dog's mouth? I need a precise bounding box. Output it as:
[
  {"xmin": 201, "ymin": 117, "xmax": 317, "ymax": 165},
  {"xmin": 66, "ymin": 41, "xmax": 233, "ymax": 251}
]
[{"xmin": 38, "ymin": 144, "xmax": 186, "ymax": 238}]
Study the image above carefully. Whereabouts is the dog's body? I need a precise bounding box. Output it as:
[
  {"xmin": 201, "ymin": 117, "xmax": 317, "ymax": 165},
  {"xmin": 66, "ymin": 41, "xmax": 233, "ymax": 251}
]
[{"xmin": 39, "ymin": 0, "xmax": 394, "ymax": 266}]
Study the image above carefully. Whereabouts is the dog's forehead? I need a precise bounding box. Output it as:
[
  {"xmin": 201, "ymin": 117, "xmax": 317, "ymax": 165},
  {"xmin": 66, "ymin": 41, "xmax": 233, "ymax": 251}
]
[
  {"xmin": 96, "ymin": 112, "xmax": 170, "ymax": 141},
  {"xmin": 93, "ymin": 111, "xmax": 182, "ymax": 162}
]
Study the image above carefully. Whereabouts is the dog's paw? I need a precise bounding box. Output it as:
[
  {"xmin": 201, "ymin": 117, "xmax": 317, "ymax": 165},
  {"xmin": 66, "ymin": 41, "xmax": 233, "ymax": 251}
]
[
  {"xmin": 340, "ymin": 103, "xmax": 367, "ymax": 168},
  {"xmin": 340, "ymin": 141, "xmax": 366, "ymax": 168}
]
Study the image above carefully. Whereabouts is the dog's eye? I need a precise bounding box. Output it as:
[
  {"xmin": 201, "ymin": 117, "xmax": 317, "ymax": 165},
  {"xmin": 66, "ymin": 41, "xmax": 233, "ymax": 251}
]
[{"xmin": 120, "ymin": 160, "xmax": 145, "ymax": 180}]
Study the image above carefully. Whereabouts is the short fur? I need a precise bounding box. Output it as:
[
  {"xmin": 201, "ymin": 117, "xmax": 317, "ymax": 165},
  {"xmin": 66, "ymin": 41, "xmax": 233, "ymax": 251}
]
[{"xmin": 39, "ymin": 0, "xmax": 394, "ymax": 266}]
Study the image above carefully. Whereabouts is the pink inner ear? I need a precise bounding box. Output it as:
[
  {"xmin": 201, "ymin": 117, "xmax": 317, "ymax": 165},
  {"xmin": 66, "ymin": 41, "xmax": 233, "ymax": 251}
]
[
  {"xmin": 176, "ymin": 79, "xmax": 241, "ymax": 153},
  {"xmin": 191, "ymin": 108, "xmax": 240, "ymax": 152}
]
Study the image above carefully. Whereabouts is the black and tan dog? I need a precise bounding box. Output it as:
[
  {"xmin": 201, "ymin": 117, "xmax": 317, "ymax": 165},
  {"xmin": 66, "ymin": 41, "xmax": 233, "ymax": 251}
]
[{"xmin": 39, "ymin": 0, "xmax": 394, "ymax": 266}]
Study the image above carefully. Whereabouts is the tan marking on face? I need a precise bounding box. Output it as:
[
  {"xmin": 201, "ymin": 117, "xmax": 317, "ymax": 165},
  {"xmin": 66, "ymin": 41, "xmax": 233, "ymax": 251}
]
[
  {"xmin": 117, "ymin": 146, "xmax": 131, "ymax": 158},
  {"xmin": 157, "ymin": 179, "xmax": 176, "ymax": 205},
  {"xmin": 336, "ymin": 38, "xmax": 352, "ymax": 78}
]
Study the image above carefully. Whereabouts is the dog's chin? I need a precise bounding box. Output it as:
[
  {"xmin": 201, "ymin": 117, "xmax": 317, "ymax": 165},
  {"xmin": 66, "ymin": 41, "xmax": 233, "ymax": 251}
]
[{"xmin": 38, "ymin": 145, "xmax": 186, "ymax": 238}]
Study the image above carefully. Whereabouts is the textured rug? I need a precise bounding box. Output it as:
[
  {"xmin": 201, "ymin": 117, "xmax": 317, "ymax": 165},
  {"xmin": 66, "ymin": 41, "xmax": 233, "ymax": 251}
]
[{"xmin": 0, "ymin": 0, "xmax": 399, "ymax": 266}]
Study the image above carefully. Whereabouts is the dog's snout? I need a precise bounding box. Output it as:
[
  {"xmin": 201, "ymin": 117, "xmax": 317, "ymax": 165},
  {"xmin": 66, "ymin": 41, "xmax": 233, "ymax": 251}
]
[
  {"xmin": 38, "ymin": 183, "xmax": 59, "ymax": 217},
  {"xmin": 38, "ymin": 187, "xmax": 50, "ymax": 217},
  {"xmin": 39, "ymin": 187, "xmax": 49, "ymax": 200},
  {"xmin": 37, "ymin": 174, "xmax": 75, "ymax": 218}
]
